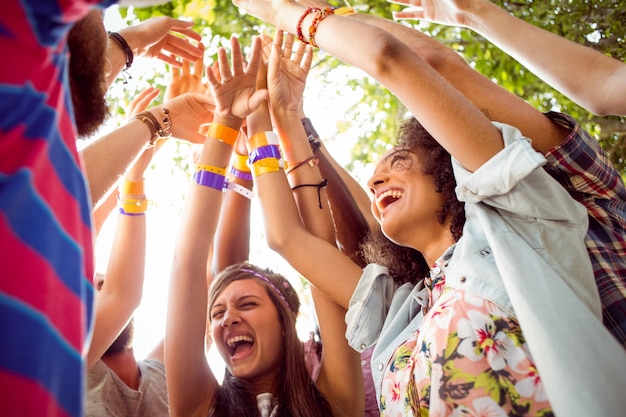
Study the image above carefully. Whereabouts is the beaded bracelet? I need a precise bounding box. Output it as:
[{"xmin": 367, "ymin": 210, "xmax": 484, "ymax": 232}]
[
  {"xmin": 207, "ymin": 123, "xmax": 238, "ymax": 146},
  {"xmin": 309, "ymin": 7, "xmax": 334, "ymax": 48},
  {"xmin": 297, "ymin": 7, "xmax": 319, "ymax": 44},
  {"xmin": 134, "ymin": 108, "xmax": 172, "ymax": 147},
  {"xmin": 248, "ymin": 144, "xmax": 282, "ymax": 165},
  {"xmin": 251, "ymin": 157, "xmax": 282, "ymax": 177}
]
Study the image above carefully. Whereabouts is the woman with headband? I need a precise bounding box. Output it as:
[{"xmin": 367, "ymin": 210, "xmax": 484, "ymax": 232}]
[{"xmin": 165, "ymin": 34, "xmax": 363, "ymax": 417}]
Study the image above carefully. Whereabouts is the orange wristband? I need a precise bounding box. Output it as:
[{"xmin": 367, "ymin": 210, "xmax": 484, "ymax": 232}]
[
  {"xmin": 207, "ymin": 123, "xmax": 238, "ymax": 146},
  {"xmin": 119, "ymin": 180, "xmax": 144, "ymax": 195}
]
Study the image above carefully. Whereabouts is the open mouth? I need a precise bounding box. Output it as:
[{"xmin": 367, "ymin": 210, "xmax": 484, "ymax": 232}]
[
  {"xmin": 226, "ymin": 335, "xmax": 254, "ymax": 357},
  {"xmin": 376, "ymin": 189, "xmax": 402, "ymax": 212}
]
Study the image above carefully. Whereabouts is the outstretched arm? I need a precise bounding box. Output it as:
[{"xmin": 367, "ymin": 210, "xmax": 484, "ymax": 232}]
[
  {"xmin": 165, "ymin": 36, "xmax": 267, "ymax": 417},
  {"xmin": 259, "ymin": 31, "xmax": 364, "ymax": 416},
  {"xmin": 106, "ymin": 16, "xmax": 203, "ymax": 88},
  {"xmin": 82, "ymin": 90, "xmax": 215, "ymax": 208},
  {"xmin": 342, "ymin": 8, "xmax": 569, "ymax": 154},
  {"xmin": 235, "ymin": 0, "xmax": 502, "ymax": 171},
  {"xmin": 393, "ymin": 0, "xmax": 626, "ymax": 116},
  {"xmin": 88, "ymin": 145, "xmax": 154, "ymax": 370}
]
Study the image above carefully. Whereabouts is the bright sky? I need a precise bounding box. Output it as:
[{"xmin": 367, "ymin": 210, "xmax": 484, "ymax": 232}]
[{"xmin": 96, "ymin": 6, "xmax": 374, "ymax": 365}]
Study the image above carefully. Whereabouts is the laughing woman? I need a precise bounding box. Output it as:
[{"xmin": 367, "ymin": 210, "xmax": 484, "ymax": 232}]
[
  {"xmin": 233, "ymin": 1, "xmax": 626, "ymax": 416},
  {"xmin": 165, "ymin": 35, "xmax": 362, "ymax": 417}
]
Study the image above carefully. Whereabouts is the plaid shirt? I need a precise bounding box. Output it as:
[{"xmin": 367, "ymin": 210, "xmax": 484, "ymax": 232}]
[{"xmin": 544, "ymin": 112, "xmax": 626, "ymax": 347}]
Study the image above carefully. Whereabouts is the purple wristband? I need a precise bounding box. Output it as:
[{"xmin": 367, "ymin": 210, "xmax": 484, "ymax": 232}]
[
  {"xmin": 248, "ymin": 144, "xmax": 282, "ymax": 164},
  {"xmin": 194, "ymin": 170, "xmax": 226, "ymax": 190},
  {"xmin": 118, "ymin": 207, "xmax": 145, "ymax": 216},
  {"xmin": 230, "ymin": 166, "xmax": 254, "ymax": 182}
]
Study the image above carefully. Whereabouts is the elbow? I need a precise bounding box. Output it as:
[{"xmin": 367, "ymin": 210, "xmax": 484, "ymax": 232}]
[
  {"xmin": 265, "ymin": 227, "xmax": 291, "ymax": 256},
  {"xmin": 585, "ymin": 102, "xmax": 611, "ymax": 117},
  {"xmin": 366, "ymin": 35, "xmax": 408, "ymax": 81}
]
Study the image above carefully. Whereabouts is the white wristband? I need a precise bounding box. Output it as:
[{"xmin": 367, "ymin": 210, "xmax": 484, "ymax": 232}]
[{"xmin": 224, "ymin": 180, "xmax": 254, "ymax": 199}]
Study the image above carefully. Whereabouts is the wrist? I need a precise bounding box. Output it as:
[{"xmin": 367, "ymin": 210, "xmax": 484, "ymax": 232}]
[
  {"xmin": 133, "ymin": 107, "xmax": 172, "ymax": 147},
  {"xmin": 116, "ymin": 27, "xmax": 142, "ymax": 58},
  {"xmin": 464, "ymin": 0, "xmax": 502, "ymax": 33},
  {"xmin": 212, "ymin": 117, "xmax": 243, "ymax": 132},
  {"xmin": 276, "ymin": 3, "xmax": 306, "ymax": 34},
  {"xmin": 107, "ymin": 31, "xmax": 134, "ymax": 70}
]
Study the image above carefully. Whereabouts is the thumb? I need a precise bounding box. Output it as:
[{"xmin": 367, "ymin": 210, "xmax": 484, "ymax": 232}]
[{"xmin": 247, "ymin": 89, "xmax": 269, "ymax": 113}]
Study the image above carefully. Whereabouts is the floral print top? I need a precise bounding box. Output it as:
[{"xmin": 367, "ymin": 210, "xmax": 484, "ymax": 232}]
[{"xmin": 379, "ymin": 256, "xmax": 554, "ymax": 417}]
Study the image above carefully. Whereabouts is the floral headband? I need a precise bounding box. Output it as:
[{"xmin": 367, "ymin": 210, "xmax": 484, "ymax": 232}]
[{"xmin": 240, "ymin": 268, "xmax": 295, "ymax": 314}]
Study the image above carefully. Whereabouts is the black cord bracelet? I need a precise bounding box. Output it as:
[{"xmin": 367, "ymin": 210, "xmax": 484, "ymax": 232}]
[
  {"xmin": 291, "ymin": 178, "xmax": 328, "ymax": 209},
  {"xmin": 108, "ymin": 31, "xmax": 134, "ymax": 70}
]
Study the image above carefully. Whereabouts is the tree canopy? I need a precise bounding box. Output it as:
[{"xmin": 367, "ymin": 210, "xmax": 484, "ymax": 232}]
[{"xmin": 114, "ymin": 0, "xmax": 626, "ymax": 176}]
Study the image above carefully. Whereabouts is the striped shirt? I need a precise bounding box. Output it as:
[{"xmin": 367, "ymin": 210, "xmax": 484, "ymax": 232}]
[
  {"xmin": 544, "ymin": 111, "xmax": 626, "ymax": 347},
  {"xmin": 0, "ymin": 1, "xmax": 113, "ymax": 416}
]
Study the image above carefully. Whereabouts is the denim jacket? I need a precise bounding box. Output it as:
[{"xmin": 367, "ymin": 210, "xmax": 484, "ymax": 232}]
[{"xmin": 345, "ymin": 123, "xmax": 626, "ymax": 416}]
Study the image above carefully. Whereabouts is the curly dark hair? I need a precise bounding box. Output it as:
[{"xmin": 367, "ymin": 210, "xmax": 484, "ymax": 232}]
[
  {"xmin": 360, "ymin": 225, "xmax": 429, "ymax": 286},
  {"xmin": 397, "ymin": 117, "xmax": 466, "ymax": 242}
]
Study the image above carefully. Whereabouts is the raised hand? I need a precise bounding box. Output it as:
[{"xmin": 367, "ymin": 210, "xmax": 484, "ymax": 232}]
[
  {"xmin": 267, "ymin": 30, "xmax": 313, "ymax": 114},
  {"xmin": 205, "ymin": 36, "xmax": 268, "ymax": 125},
  {"xmin": 389, "ymin": 0, "xmax": 476, "ymax": 27},
  {"xmin": 163, "ymin": 92, "xmax": 215, "ymax": 144},
  {"xmin": 119, "ymin": 17, "xmax": 204, "ymax": 67},
  {"xmin": 126, "ymin": 86, "xmax": 161, "ymax": 118},
  {"xmin": 165, "ymin": 44, "xmax": 208, "ymax": 101},
  {"xmin": 232, "ymin": 0, "xmax": 290, "ymax": 27}
]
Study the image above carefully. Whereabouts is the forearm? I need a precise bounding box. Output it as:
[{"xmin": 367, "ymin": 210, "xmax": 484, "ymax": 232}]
[
  {"xmin": 315, "ymin": 146, "xmax": 371, "ymax": 267},
  {"xmin": 105, "ymin": 33, "xmax": 131, "ymax": 88},
  {"xmin": 82, "ymin": 121, "xmax": 151, "ymax": 207},
  {"xmin": 166, "ymin": 119, "xmax": 237, "ymax": 414},
  {"xmin": 88, "ymin": 186, "xmax": 147, "ymax": 369},
  {"xmin": 82, "ymin": 104, "xmax": 176, "ymax": 207},
  {"xmin": 464, "ymin": 1, "xmax": 626, "ymax": 116},
  {"xmin": 312, "ymin": 287, "xmax": 364, "ymax": 417},
  {"xmin": 276, "ymin": 111, "xmax": 334, "ymax": 243},
  {"xmin": 211, "ymin": 174, "xmax": 253, "ymax": 274},
  {"xmin": 356, "ymin": 11, "xmax": 568, "ymax": 154}
]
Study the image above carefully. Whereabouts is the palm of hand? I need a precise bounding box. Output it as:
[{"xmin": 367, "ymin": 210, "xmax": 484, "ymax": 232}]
[
  {"xmin": 269, "ymin": 63, "xmax": 306, "ymax": 112},
  {"xmin": 212, "ymin": 81, "xmax": 258, "ymax": 119},
  {"xmin": 165, "ymin": 76, "xmax": 207, "ymax": 102}
]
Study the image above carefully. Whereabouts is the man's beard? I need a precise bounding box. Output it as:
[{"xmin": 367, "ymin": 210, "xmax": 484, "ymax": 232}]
[{"xmin": 67, "ymin": 10, "xmax": 110, "ymax": 139}]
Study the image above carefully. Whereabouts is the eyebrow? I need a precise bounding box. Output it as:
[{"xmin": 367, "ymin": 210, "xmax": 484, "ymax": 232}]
[
  {"xmin": 210, "ymin": 294, "xmax": 263, "ymax": 311},
  {"xmin": 379, "ymin": 148, "xmax": 414, "ymax": 166}
]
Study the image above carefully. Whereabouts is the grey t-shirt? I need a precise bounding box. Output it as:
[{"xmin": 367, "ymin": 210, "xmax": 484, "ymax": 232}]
[{"xmin": 85, "ymin": 359, "xmax": 168, "ymax": 417}]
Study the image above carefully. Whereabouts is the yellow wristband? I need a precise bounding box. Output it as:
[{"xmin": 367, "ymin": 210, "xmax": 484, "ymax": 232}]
[
  {"xmin": 118, "ymin": 198, "xmax": 148, "ymax": 214},
  {"xmin": 194, "ymin": 164, "xmax": 227, "ymax": 176},
  {"xmin": 251, "ymin": 158, "xmax": 281, "ymax": 177},
  {"xmin": 333, "ymin": 6, "xmax": 354, "ymax": 15},
  {"xmin": 119, "ymin": 180, "xmax": 144, "ymax": 195},
  {"xmin": 232, "ymin": 153, "xmax": 251, "ymax": 173},
  {"xmin": 207, "ymin": 123, "xmax": 238, "ymax": 146}
]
